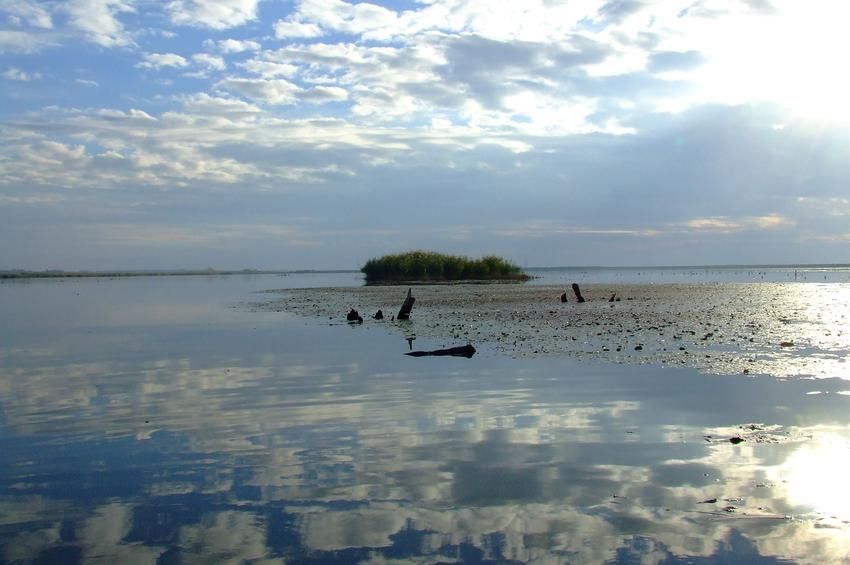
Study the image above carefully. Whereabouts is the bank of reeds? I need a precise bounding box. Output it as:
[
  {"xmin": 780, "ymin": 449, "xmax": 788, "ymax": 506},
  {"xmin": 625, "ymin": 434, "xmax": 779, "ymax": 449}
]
[{"xmin": 361, "ymin": 251, "xmax": 529, "ymax": 283}]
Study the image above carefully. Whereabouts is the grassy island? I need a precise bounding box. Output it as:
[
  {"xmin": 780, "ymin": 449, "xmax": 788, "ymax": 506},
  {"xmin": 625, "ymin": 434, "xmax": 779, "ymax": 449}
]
[{"xmin": 361, "ymin": 251, "xmax": 529, "ymax": 283}]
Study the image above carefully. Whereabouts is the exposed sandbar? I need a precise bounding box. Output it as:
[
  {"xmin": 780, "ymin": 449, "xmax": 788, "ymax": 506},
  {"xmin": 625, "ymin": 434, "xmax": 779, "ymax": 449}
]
[{"xmin": 257, "ymin": 282, "xmax": 850, "ymax": 378}]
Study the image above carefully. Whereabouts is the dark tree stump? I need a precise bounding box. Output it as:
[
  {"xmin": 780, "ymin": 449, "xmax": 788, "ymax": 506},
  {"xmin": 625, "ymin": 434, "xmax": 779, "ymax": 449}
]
[
  {"xmin": 572, "ymin": 283, "xmax": 585, "ymax": 303},
  {"xmin": 397, "ymin": 288, "xmax": 415, "ymax": 320}
]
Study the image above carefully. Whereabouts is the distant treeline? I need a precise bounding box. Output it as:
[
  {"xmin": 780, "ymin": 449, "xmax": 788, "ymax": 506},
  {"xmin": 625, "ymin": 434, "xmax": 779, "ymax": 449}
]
[
  {"xmin": 361, "ymin": 251, "xmax": 529, "ymax": 283},
  {"xmin": 0, "ymin": 269, "xmax": 296, "ymax": 280}
]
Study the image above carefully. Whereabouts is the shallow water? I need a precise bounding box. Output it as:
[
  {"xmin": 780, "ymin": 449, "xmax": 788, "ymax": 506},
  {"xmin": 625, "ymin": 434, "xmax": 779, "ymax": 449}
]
[
  {"xmin": 527, "ymin": 265, "xmax": 850, "ymax": 285},
  {"xmin": 2, "ymin": 274, "xmax": 850, "ymax": 563}
]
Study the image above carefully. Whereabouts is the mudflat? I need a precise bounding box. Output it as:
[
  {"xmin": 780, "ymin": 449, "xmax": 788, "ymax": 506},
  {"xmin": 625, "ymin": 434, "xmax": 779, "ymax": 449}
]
[{"xmin": 260, "ymin": 282, "xmax": 850, "ymax": 379}]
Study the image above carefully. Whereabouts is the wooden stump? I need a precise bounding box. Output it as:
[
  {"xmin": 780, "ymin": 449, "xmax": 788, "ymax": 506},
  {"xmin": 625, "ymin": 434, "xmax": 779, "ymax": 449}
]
[
  {"xmin": 397, "ymin": 288, "xmax": 415, "ymax": 320},
  {"xmin": 572, "ymin": 283, "xmax": 585, "ymax": 303}
]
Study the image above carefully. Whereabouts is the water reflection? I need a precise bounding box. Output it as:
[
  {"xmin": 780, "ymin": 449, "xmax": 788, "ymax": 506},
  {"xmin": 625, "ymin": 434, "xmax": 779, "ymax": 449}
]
[{"xmin": 1, "ymin": 276, "xmax": 850, "ymax": 563}]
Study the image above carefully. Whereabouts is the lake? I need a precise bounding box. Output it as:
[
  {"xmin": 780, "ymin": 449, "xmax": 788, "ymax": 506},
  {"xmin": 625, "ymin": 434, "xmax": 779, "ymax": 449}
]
[{"xmin": 2, "ymin": 272, "xmax": 850, "ymax": 563}]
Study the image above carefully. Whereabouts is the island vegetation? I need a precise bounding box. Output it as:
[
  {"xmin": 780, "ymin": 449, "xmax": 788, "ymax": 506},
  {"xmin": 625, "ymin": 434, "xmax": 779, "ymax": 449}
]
[{"xmin": 361, "ymin": 251, "xmax": 529, "ymax": 283}]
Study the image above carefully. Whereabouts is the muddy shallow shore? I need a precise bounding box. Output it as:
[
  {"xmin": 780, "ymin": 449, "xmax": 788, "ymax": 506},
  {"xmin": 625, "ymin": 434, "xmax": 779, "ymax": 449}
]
[{"xmin": 257, "ymin": 282, "xmax": 849, "ymax": 379}]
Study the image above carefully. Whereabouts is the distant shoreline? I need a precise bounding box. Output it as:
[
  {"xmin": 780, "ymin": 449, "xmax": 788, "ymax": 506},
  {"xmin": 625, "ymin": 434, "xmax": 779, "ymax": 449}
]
[
  {"xmin": 3, "ymin": 263, "xmax": 848, "ymax": 280},
  {"xmin": 0, "ymin": 269, "xmax": 359, "ymax": 280},
  {"xmin": 526, "ymin": 263, "xmax": 850, "ymax": 270}
]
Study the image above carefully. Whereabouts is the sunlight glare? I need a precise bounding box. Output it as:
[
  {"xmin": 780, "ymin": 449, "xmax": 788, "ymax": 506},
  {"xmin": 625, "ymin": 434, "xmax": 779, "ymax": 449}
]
[
  {"xmin": 697, "ymin": 0, "xmax": 850, "ymax": 124},
  {"xmin": 778, "ymin": 434, "xmax": 850, "ymax": 521}
]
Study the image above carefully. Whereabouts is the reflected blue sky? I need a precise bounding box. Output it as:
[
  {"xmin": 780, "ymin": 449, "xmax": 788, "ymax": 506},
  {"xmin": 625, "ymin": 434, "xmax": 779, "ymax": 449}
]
[{"xmin": 2, "ymin": 274, "xmax": 850, "ymax": 562}]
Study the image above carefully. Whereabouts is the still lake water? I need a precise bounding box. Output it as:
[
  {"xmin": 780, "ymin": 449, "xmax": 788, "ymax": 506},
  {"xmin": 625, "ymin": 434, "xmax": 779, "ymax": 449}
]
[{"xmin": 2, "ymin": 270, "xmax": 850, "ymax": 563}]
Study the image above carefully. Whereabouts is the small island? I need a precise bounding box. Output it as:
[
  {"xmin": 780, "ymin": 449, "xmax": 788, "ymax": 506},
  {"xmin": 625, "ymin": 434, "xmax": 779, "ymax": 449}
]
[{"xmin": 361, "ymin": 251, "xmax": 530, "ymax": 283}]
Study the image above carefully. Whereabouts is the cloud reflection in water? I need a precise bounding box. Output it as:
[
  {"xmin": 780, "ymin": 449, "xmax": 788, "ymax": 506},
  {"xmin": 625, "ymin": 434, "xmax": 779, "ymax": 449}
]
[{"xmin": 1, "ymin": 277, "xmax": 850, "ymax": 562}]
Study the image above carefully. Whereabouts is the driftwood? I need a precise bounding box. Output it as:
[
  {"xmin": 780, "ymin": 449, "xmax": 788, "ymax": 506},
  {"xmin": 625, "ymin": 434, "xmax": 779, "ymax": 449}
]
[
  {"xmin": 397, "ymin": 288, "xmax": 415, "ymax": 320},
  {"xmin": 572, "ymin": 283, "xmax": 585, "ymax": 303},
  {"xmin": 406, "ymin": 344, "xmax": 476, "ymax": 358}
]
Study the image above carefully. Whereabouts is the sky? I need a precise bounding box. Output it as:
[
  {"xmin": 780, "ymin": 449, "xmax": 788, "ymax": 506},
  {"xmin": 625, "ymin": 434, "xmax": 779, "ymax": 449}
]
[{"xmin": 1, "ymin": 0, "xmax": 849, "ymax": 270}]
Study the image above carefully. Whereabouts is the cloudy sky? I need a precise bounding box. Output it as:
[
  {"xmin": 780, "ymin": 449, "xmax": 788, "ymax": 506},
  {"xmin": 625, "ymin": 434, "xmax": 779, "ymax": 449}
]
[{"xmin": 1, "ymin": 0, "xmax": 849, "ymax": 270}]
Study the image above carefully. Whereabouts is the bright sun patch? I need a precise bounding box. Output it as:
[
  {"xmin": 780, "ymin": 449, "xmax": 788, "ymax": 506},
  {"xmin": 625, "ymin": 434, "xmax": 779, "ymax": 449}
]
[
  {"xmin": 777, "ymin": 434, "xmax": 850, "ymax": 521},
  {"xmin": 695, "ymin": 0, "xmax": 850, "ymax": 124}
]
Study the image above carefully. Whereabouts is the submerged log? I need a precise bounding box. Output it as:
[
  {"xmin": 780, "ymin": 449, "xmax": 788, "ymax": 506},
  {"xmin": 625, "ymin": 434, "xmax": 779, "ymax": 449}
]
[
  {"xmin": 406, "ymin": 344, "xmax": 476, "ymax": 358},
  {"xmin": 397, "ymin": 288, "xmax": 415, "ymax": 320},
  {"xmin": 572, "ymin": 283, "xmax": 586, "ymax": 303}
]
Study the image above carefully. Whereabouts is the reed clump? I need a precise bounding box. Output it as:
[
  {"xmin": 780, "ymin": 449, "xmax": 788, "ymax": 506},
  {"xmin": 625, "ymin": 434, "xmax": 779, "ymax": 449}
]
[{"xmin": 362, "ymin": 251, "xmax": 528, "ymax": 283}]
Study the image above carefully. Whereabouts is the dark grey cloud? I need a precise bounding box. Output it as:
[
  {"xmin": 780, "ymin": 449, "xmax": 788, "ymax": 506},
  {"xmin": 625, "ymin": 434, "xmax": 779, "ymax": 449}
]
[
  {"xmin": 435, "ymin": 36, "xmax": 546, "ymax": 107},
  {"xmin": 434, "ymin": 34, "xmax": 612, "ymax": 110}
]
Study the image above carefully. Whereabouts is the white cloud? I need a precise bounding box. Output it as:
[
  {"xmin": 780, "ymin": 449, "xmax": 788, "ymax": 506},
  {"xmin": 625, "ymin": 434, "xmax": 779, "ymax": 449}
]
[
  {"xmin": 138, "ymin": 53, "xmax": 189, "ymax": 70},
  {"xmin": 0, "ymin": 194, "xmax": 63, "ymax": 205},
  {"xmin": 686, "ymin": 214, "xmax": 795, "ymax": 233},
  {"xmin": 748, "ymin": 213, "xmax": 794, "ymax": 230},
  {"xmin": 211, "ymin": 38, "xmax": 261, "ymax": 53},
  {"xmin": 2, "ymin": 67, "xmax": 40, "ymax": 81},
  {"xmin": 178, "ymin": 93, "xmax": 263, "ymax": 116},
  {"xmin": 61, "ymin": 0, "xmax": 136, "ymax": 48},
  {"xmin": 0, "ymin": 30, "xmax": 51, "ymax": 53},
  {"xmin": 797, "ymin": 197, "xmax": 850, "ymax": 217},
  {"xmin": 277, "ymin": 0, "xmax": 403, "ymax": 41},
  {"xmin": 496, "ymin": 221, "xmax": 660, "ymax": 238},
  {"xmin": 168, "ymin": 0, "xmax": 260, "ymax": 30},
  {"xmin": 0, "ymin": 0, "xmax": 53, "ymax": 29},
  {"xmin": 237, "ymin": 59, "xmax": 298, "ymax": 78},
  {"xmin": 686, "ymin": 217, "xmax": 743, "ymax": 232},
  {"xmin": 216, "ymin": 77, "xmax": 301, "ymax": 105},
  {"xmin": 273, "ymin": 18, "xmax": 324, "ymax": 39},
  {"xmin": 301, "ymin": 85, "xmax": 349, "ymax": 103},
  {"xmin": 275, "ymin": 0, "xmax": 605, "ymax": 43},
  {"xmin": 76, "ymin": 78, "xmax": 100, "ymax": 87},
  {"xmin": 192, "ymin": 53, "xmax": 226, "ymax": 71}
]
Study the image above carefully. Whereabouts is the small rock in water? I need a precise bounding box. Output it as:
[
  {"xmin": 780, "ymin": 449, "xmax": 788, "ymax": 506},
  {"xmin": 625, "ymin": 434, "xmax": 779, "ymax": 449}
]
[
  {"xmin": 373, "ymin": 309, "xmax": 384, "ymax": 320},
  {"xmin": 779, "ymin": 341, "xmax": 795, "ymax": 347},
  {"xmin": 729, "ymin": 437, "xmax": 745, "ymax": 445}
]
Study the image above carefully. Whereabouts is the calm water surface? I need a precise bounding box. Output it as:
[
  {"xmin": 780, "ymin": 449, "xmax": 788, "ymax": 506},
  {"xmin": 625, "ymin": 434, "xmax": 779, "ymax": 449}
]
[{"xmin": 2, "ymin": 274, "xmax": 850, "ymax": 563}]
